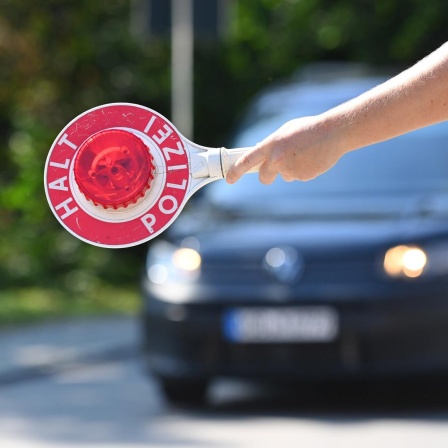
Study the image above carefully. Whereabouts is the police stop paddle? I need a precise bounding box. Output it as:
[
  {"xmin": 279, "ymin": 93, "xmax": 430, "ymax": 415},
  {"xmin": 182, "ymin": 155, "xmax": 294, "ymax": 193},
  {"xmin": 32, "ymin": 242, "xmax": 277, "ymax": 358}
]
[{"xmin": 44, "ymin": 103, "xmax": 259, "ymax": 248}]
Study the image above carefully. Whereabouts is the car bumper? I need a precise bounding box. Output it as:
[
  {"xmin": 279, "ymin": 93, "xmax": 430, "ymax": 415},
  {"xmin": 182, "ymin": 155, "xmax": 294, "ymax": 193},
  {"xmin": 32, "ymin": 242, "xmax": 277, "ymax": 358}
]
[{"xmin": 141, "ymin": 283, "xmax": 448, "ymax": 381}]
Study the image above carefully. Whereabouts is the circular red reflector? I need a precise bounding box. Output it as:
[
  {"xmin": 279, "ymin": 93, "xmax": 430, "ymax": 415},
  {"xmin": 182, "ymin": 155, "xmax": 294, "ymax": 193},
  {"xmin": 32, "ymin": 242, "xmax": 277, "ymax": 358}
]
[{"xmin": 74, "ymin": 129, "xmax": 155, "ymax": 209}]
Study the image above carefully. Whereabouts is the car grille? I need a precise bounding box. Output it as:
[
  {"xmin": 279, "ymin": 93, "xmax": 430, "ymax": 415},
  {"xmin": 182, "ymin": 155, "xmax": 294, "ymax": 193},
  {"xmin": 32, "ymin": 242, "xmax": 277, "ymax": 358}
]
[{"xmin": 202, "ymin": 258, "xmax": 381, "ymax": 286}]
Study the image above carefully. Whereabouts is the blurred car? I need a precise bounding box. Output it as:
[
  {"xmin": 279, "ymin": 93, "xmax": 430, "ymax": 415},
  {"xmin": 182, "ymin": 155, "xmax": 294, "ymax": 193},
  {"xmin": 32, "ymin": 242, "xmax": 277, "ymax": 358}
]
[{"xmin": 141, "ymin": 63, "xmax": 448, "ymax": 404}]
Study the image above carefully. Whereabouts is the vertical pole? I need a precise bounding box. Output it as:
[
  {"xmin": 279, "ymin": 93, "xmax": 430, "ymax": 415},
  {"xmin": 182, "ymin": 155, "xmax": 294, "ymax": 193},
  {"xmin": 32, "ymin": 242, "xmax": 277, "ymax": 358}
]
[
  {"xmin": 129, "ymin": 0, "xmax": 149, "ymax": 39},
  {"xmin": 171, "ymin": 0, "xmax": 194, "ymax": 139}
]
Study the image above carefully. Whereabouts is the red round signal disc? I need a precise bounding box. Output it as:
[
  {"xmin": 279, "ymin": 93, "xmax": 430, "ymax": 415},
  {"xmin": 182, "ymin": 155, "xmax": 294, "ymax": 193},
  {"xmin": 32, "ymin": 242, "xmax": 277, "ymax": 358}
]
[
  {"xmin": 74, "ymin": 129, "xmax": 155, "ymax": 209},
  {"xmin": 44, "ymin": 103, "xmax": 191, "ymax": 248}
]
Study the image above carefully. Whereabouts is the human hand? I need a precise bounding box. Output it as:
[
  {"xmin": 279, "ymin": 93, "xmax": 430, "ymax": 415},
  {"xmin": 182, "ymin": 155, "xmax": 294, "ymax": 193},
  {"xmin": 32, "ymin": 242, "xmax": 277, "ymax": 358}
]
[{"xmin": 225, "ymin": 116, "xmax": 344, "ymax": 185}]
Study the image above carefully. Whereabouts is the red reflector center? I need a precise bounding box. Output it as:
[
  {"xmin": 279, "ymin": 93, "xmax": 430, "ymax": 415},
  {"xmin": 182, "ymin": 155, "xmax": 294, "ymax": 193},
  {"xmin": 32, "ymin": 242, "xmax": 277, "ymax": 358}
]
[{"xmin": 74, "ymin": 129, "xmax": 155, "ymax": 209}]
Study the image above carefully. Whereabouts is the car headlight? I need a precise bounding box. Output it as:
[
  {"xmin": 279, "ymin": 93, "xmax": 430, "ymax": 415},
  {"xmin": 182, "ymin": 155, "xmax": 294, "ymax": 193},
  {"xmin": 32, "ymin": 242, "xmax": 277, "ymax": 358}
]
[
  {"xmin": 146, "ymin": 240, "xmax": 202, "ymax": 284},
  {"xmin": 383, "ymin": 245, "xmax": 427, "ymax": 278}
]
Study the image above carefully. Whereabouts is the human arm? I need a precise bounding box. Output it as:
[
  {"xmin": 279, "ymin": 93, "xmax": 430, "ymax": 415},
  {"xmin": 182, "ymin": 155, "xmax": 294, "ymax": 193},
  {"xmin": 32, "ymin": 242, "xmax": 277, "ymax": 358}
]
[{"xmin": 226, "ymin": 42, "xmax": 448, "ymax": 185}]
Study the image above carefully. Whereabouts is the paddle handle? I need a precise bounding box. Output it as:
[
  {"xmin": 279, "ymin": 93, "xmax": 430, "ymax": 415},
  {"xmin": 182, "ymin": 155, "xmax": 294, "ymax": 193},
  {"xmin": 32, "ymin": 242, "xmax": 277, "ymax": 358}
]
[{"xmin": 221, "ymin": 147, "xmax": 262, "ymax": 177}]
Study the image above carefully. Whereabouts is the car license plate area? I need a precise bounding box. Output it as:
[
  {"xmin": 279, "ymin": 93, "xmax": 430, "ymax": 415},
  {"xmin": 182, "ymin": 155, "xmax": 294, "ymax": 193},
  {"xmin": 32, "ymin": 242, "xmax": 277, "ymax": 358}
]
[{"xmin": 223, "ymin": 306, "xmax": 339, "ymax": 343}]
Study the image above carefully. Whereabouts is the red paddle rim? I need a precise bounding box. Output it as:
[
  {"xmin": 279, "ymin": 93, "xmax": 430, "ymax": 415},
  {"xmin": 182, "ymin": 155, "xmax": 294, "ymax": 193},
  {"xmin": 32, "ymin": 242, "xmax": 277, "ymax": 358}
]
[{"xmin": 44, "ymin": 103, "xmax": 191, "ymax": 248}]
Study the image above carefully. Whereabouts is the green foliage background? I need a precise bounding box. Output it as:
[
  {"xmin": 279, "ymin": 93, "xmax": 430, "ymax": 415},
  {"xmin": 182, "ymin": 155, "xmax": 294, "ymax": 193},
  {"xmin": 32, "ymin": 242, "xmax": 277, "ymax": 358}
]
[{"xmin": 0, "ymin": 0, "xmax": 446, "ymax": 320}]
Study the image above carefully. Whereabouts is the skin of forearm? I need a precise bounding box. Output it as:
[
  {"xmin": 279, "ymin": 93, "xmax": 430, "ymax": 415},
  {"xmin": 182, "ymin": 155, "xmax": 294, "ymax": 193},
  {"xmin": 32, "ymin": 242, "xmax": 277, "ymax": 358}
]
[
  {"xmin": 322, "ymin": 41, "xmax": 448, "ymax": 157},
  {"xmin": 225, "ymin": 42, "xmax": 448, "ymax": 185}
]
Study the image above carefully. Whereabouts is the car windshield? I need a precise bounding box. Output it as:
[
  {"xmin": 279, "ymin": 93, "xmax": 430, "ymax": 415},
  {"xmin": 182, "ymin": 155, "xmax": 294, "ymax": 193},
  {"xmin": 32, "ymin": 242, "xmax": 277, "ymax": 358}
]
[{"xmin": 205, "ymin": 119, "xmax": 448, "ymax": 210}]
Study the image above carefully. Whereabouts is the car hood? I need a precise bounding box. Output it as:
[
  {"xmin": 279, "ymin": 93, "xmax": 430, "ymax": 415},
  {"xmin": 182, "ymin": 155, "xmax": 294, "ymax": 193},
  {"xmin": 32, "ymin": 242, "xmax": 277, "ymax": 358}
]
[
  {"xmin": 206, "ymin": 190, "xmax": 448, "ymax": 219},
  {"xmin": 200, "ymin": 220, "xmax": 446, "ymax": 254},
  {"xmin": 172, "ymin": 192, "xmax": 448, "ymax": 252}
]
